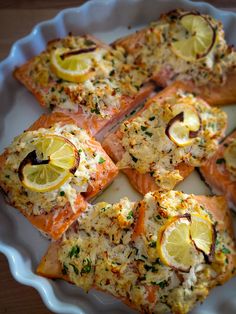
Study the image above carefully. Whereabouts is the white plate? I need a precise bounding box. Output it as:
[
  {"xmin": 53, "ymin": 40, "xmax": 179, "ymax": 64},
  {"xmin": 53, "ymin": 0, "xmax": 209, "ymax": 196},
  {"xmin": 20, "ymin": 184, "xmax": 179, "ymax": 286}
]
[{"xmin": 0, "ymin": 0, "xmax": 236, "ymax": 313}]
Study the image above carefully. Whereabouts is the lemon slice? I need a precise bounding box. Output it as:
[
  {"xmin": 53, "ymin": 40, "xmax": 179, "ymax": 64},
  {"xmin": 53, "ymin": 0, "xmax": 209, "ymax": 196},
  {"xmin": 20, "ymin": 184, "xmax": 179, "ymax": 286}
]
[
  {"xmin": 50, "ymin": 47, "xmax": 94, "ymax": 83},
  {"xmin": 224, "ymin": 140, "xmax": 236, "ymax": 177},
  {"xmin": 171, "ymin": 13, "xmax": 215, "ymax": 61},
  {"xmin": 172, "ymin": 104, "xmax": 200, "ymax": 132},
  {"xmin": 18, "ymin": 135, "xmax": 79, "ymax": 192},
  {"xmin": 158, "ymin": 215, "xmax": 195, "ymax": 272},
  {"xmin": 166, "ymin": 104, "xmax": 200, "ymax": 146},
  {"xmin": 190, "ymin": 214, "xmax": 215, "ymax": 256}
]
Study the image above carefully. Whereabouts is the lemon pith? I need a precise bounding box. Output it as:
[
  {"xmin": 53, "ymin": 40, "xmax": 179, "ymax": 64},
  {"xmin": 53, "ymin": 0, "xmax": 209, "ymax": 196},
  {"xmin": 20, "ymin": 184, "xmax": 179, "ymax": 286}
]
[{"xmin": 18, "ymin": 135, "xmax": 79, "ymax": 192}]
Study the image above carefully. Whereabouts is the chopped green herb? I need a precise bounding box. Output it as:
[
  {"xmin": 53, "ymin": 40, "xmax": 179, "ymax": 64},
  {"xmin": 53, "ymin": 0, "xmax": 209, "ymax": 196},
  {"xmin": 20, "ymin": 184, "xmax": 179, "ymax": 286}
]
[
  {"xmin": 144, "ymin": 264, "xmax": 157, "ymax": 272},
  {"xmin": 56, "ymin": 78, "xmax": 63, "ymax": 84},
  {"xmin": 62, "ymin": 263, "xmax": 68, "ymax": 275},
  {"xmin": 158, "ymin": 280, "xmax": 168, "ymax": 289},
  {"xmin": 78, "ymin": 149, "xmax": 82, "ymax": 153},
  {"xmin": 69, "ymin": 263, "xmax": 79, "ymax": 275},
  {"xmin": 149, "ymin": 116, "xmax": 155, "ymax": 121},
  {"xmin": 84, "ymin": 39, "xmax": 95, "ymax": 46},
  {"xmin": 68, "ymin": 245, "xmax": 80, "ymax": 258},
  {"xmin": 5, "ymin": 175, "xmax": 10, "ymax": 179},
  {"xmin": 141, "ymin": 126, "xmax": 147, "ymax": 131},
  {"xmin": 216, "ymin": 158, "xmax": 225, "ymax": 164},
  {"xmin": 81, "ymin": 258, "xmax": 92, "ymax": 274},
  {"xmin": 51, "ymin": 87, "xmax": 55, "ymax": 92},
  {"xmin": 149, "ymin": 241, "xmax": 156, "ymax": 248},
  {"xmin": 130, "ymin": 154, "xmax": 138, "ymax": 163},
  {"xmin": 98, "ymin": 157, "xmax": 106, "ymax": 164},
  {"xmin": 153, "ymin": 258, "xmax": 162, "ymax": 265},
  {"xmin": 91, "ymin": 107, "xmax": 101, "ymax": 115},
  {"xmin": 130, "ymin": 110, "xmax": 136, "ymax": 115},
  {"xmin": 109, "ymin": 69, "xmax": 115, "ymax": 76},
  {"xmin": 127, "ymin": 211, "xmax": 134, "ymax": 220},
  {"xmin": 145, "ymin": 131, "xmax": 153, "ymax": 137},
  {"xmin": 222, "ymin": 246, "xmax": 231, "ymax": 254},
  {"xmin": 156, "ymin": 215, "xmax": 162, "ymax": 220},
  {"xmin": 60, "ymin": 191, "xmax": 65, "ymax": 196}
]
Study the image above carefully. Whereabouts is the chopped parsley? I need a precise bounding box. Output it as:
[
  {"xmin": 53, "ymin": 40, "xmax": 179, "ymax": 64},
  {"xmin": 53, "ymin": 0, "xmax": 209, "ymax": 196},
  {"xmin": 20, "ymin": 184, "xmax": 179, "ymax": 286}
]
[
  {"xmin": 91, "ymin": 107, "xmax": 101, "ymax": 115},
  {"xmin": 78, "ymin": 149, "xmax": 82, "ymax": 153},
  {"xmin": 130, "ymin": 154, "xmax": 138, "ymax": 163},
  {"xmin": 84, "ymin": 39, "xmax": 95, "ymax": 46},
  {"xmin": 98, "ymin": 157, "xmax": 106, "ymax": 164},
  {"xmin": 5, "ymin": 175, "xmax": 10, "ymax": 179},
  {"xmin": 149, "ymin": 116, "xmax": 155, "ymax": 121},
  {"xmin": 222, "ymin": 246, "xmax": 231, "ymax": 254},
  {"xmin": 81, "ymin": 258, "xmax": 92, "ymax": 274},
  {"xmin": 149, "ymin": 241, "xmax": 156, "ymax": 248},
  {"xmin": 144, "ymin": 264, "xmax": 157, "ymax": 272},
  {"xmin": 62, "ymin": 263, "xmax": 68, "ymax": 275},
  {"xmin": 145, "ymin": 131, "xmax": 153, "ymax": 137},
  {"xmin": 159, "ymin": 280, "xmax": 168, "ymax": 289},
  {"xmin": 141, "ymin": 126, "xmax": 148, "ymax": 131},
  {"xmin": 68, "ymin": 245, "xmax": 80, "ymax": 258},
  {"xmin": 60, "ymin": 191, "xmax": 65, "ymax": 196},
  {"xmin": 56, "ymin": 78, "xmax": 63, "ymax": 84},
  {"xmin": 127, "ymin": 211, "xmax": 134, "ymax": 220},
  {"xmin": 216, "ymin": 158, "xmax": 225, "ymax": 164}
]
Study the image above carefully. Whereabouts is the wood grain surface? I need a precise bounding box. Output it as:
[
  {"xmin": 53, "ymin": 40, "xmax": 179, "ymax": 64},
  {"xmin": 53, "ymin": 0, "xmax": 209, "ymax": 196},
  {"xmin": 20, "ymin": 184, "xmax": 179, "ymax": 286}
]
[{"xmin": 0, "ymin": 1, "xmax": 235, "ymax": 313}]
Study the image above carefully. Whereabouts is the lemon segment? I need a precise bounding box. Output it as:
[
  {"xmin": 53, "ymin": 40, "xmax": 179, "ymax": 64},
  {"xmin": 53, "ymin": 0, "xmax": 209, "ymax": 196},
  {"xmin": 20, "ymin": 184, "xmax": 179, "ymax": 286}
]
[
  {"xmin": 19, "ymin": 135, "xmax": 79, "ymax": 192},
  {"xmin": 224, "ymin": 140, "xmax": 236, "ymax": 177},
  {"xmin": 171, "ymin": 14, "xmax": 215, "ymax": 61},
  {"xmin": 168, "ymin": 122, "xmax": 194, "ymax": 146},
  {"xmin": 190, "ymin": 214, "xmax": 214, "ymax": 256},
  {"xmin": 50, "ymin": 48, "xmax": 93, "ymax": 83},
  {"xmin": 22, "ymin": 163, "xmax": 72, "ymax": 193},
  {"xmin": 158, "ymin": 216, "xmax": 195, "ymax": 272}
]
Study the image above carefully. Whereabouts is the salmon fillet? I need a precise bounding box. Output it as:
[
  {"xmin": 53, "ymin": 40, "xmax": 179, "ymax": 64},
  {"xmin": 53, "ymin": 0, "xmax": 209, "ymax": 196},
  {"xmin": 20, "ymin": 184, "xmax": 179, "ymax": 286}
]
[
  {"xmin": 200, "ymin": 130, "xmax": 236, "ymax": 211},
  {"xmin": 102, "ymin": 82, "xmax": 226, "ymax": 195},
  {"xmin": 113, "ymin": 10, "xmax": 236, "ymax": 106},
  {"xmin": 0, "ymin": 112, "xmax": 118, "ymax": 239},
  {"xmin": 37, "ymin": 192, "xmax": 236, "ymax": 313},
  {"xmin": 14, "ymin": 34, "xmax": 155, "ymax": 139}
]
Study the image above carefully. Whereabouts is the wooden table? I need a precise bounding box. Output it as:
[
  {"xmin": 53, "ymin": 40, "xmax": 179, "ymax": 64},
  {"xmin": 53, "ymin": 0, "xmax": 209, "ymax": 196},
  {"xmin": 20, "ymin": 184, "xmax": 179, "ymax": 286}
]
[{"xmin": 0, "ymin": 1, "xmax": 235, "ymax": 313}]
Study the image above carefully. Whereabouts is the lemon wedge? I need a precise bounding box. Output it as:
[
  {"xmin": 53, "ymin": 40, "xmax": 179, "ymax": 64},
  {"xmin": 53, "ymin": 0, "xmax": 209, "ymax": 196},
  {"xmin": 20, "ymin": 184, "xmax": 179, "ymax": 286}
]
[
  {"xmin": 50, "ymin": 47, "xmax": 95, "ymax": 83},
  {"xmin": 158, "ymin": 215, "xmax": 195, "ymax": 272},
  {"xmin": 171, "ymin": 13, "xmax": 215, "ymax": 61},
  {"xmin": 166, "ymin": 104, "xmax": 200, "ymax": 146},
  {"xmin": 224, "ymin": 140, "xmax": 236, "ymax": 177},
  {"xmin": 18, "ymin": 135, "xmax": 79, "ymax": 192},
  {"xmin": 190, "ymin": 214, "xmax": 215, "ymax": 256}
]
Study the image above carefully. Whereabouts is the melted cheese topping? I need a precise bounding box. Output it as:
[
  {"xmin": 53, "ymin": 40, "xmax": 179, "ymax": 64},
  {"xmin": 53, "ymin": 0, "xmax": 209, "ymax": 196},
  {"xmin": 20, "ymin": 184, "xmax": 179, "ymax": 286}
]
[
  {"xmin": 124, "ymin": 9, "xmax": 236, "ymax": 86},
  {"xmin": 0, "ymin": 123, "xmax": 107, "ymax": 215},
  {"xmin": 58, "ymin": 191, "xmax": 233, "ymax": 314},
  {"xmin": 118, "ymin": 90, "xmax": 227, "ymax": 189},
  {"xmin": 27, "ymin": 36, "xmax": 149, "ymax": 118}
]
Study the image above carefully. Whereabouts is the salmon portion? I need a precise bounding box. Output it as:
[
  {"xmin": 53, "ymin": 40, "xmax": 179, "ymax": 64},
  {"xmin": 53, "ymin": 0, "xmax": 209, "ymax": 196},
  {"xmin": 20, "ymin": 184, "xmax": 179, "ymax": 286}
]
[
  {"xmin": 113, "ymin": 13, "xmax": 236, "ymax": 107},
  {"xmin": 37, "ymin": 194, "xmax": 236, "ymax": 311},
  {"xmin": 103, "ymin": 83, "xmax": 217, "ymax": 195},
  {"xmin": 200, "ymin": 130, "xmax": 236, "ymax": 211},
  {"xmin": 14, "ymin": 33, "xmax": 155, "ymax": 139},
  {"xmin": 0, "ymin": 112, "xmax": 118, "ymax": 239}
]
